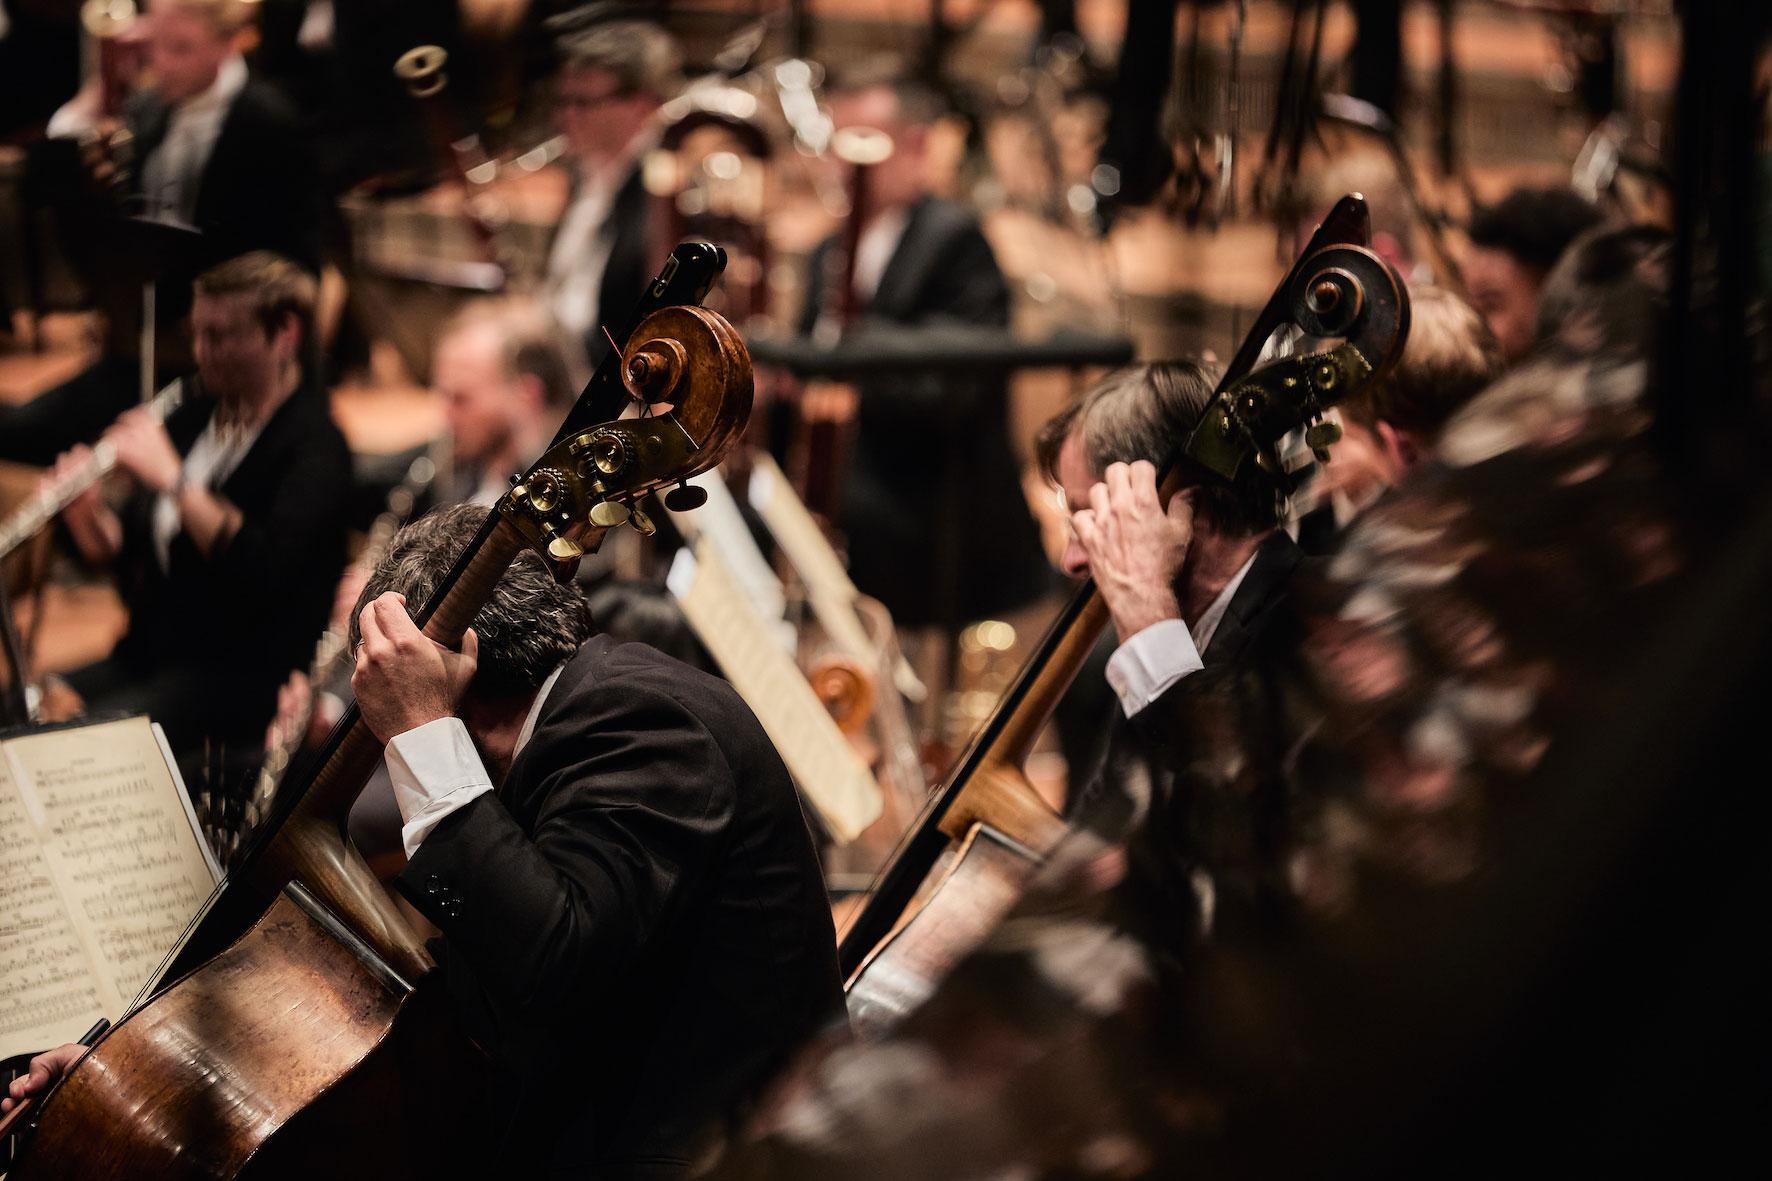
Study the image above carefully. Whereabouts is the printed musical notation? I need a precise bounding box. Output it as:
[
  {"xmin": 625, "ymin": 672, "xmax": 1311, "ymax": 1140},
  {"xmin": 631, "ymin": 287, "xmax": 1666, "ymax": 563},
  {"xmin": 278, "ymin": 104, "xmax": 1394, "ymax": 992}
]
[
  {"xmin": 0, "ymin": 718, "xmax": 218, "ymax": 1060},
  {"xmin": 670, "ymin": 542, "xmax": 883, "ymax": 844}
]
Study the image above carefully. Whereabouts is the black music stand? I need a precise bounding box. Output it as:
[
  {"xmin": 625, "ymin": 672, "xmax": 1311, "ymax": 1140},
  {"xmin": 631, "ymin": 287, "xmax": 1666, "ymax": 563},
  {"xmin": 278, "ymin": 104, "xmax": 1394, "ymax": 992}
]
[
  {"xmin": 749, "ymin": 324, "xmax": 1135, "ymax": 721},
  {"xmin": 113, "ymin": 215, "xmax": 203, "ymax": 405}
]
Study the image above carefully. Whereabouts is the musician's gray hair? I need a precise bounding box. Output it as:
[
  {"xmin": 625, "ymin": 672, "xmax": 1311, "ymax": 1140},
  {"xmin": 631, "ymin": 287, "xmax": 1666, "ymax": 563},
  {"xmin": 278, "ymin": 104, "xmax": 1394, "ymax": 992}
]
[
  {"xmin": 557, "ymin": 20, "xmax": 680, "ymax": 99},
  {"xmin": 439, "ymin": 296, "xmax": 577, "ymax": 411},
  {"xmin": 1036, "ymin": 359, "xmax": 1282, "ymax": 535},
  {"xmin": 351, "ymin": 504, "xmax": 594, "ymax": 700}
]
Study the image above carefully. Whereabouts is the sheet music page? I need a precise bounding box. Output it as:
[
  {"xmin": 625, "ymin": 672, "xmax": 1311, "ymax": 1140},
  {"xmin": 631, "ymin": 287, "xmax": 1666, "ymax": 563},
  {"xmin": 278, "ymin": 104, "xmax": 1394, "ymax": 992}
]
[
  {"xmin": 0, "ymin": 746, "xmax": 106, "ymax": 1061},
  {"xmin": 663, "ymin": 466, "xmax": 788, "ymax": 624},
  {"xmin": 0, "ymin": 717, "xmax": 220, "ymax": 1059},
  {"xmin": 746, "ymin": 454, "xmax": 925, "ymax": 700},
  {"xmin": 669, "ymin": 544, "xmax": 883, "ymax": 843}
]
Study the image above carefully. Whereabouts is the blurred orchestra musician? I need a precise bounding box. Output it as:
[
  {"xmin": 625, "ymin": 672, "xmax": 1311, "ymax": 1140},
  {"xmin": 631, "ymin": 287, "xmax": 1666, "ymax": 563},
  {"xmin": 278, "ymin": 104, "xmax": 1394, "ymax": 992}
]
[
  {"xmin": 1, "ymin": 0, "xmax": 321, "ymax": 466},
  {"xmin": 1463, "ymin": 185, "xmax": 1604, "ymax": 362},
  {"xmin": 43, "ymin": 0, "xmax": 320, "ymax": 267},
  {"xmin": 1037, "ymin": 363, "xmax": 1304, "ymax": 937},
  {"xmin": 1299, "ymin": 148, "xmax": 1429, "ymax": 284},
  {"xmin": 1291, "ymin": 285, "xmax": 1504, "ymax": 552},
  {"xmin": 432, "ymin": 295, "xmax": 576, "ymax": 508},
  {"xmin": 288, "ymin": 297, "xmax": 704, "ymax": 868},
  {"xmin": 281, "ymin": 295, "xmax": 579, "ymax": 860},
  {"xmin": 543, "ymin": 16, "xmax": 677, "ymax": 368},
  {"xmin": 797, "ymin": 73, "xmax": 1050, "ymax": 638},
  {"xmin": 39, "ymin": 252, "xmax": 351, "ymax": 764},
  {"xmin": 253, "ymin": 0, "xmax": 458, "ymax": 197}
]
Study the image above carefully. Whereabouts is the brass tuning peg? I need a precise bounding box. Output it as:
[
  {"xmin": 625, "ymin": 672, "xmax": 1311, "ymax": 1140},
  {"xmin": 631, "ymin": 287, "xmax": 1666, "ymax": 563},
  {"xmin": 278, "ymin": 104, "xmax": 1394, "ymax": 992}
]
[
  {"xmin": 1305, "ymin": 419, "xmax": 1342, "ymax": 462},
  {"xmin": 541, "ymin": 525, "xmax": 584, "ymax": 562},
  {"xmin": 590, "ymin": 500, "xmax": 631, "ymax": 529}
]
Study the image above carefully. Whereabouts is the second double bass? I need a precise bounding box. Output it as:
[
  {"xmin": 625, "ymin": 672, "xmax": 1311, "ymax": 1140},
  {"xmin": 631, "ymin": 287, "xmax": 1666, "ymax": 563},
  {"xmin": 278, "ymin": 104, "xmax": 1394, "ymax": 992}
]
[{"xmin": 838, "ymin": 196, "xmax": 1412, "ymax": 1035}]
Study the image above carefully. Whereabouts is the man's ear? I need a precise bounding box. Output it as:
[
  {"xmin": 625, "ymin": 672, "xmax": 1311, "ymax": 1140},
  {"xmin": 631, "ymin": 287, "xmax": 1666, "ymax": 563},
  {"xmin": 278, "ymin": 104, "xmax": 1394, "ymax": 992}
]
[
  {"xmin": 1377, "ymin": 421, "xmax": 1422, "ymax": 473},
  {"xmin": 273, "ymin": 311, "xmax": 304, "ymax": 361}
]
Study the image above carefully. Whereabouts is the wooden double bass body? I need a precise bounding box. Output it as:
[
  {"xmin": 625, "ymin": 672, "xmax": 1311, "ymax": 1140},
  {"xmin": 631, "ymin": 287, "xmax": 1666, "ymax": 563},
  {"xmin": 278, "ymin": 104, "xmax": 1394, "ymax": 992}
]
[
  {"xmin": 10, "ymin": 248, "xmax": 754, "ymax": 1178},
  {"xmin": 838, "ymin": 197, "xmax": 1412, "ymax": 1035}
]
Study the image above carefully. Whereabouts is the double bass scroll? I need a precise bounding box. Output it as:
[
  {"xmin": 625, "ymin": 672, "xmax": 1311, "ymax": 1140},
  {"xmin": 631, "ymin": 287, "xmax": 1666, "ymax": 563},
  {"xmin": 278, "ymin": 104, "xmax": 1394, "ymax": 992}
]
[{"xmin": 837, "ymin": 196, "xmax": 1412, "ymax": 1036}]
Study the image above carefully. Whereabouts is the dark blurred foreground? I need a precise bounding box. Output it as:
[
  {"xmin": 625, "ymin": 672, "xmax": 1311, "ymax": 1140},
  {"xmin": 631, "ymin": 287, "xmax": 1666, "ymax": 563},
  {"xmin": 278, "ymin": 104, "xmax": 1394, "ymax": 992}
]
[{"xmin": 703, "ymin": 219, "xmax": 1768, "ymax": 1179}]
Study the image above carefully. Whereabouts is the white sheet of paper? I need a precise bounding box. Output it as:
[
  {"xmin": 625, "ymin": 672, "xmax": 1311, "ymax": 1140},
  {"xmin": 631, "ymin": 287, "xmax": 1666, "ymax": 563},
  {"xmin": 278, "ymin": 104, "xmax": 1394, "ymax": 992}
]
[
  {"xmin": 747, "ymin": 454, "xmax": 925, "ymax": 700},
  {"xmin": 0, "ymin": 717, "xmax": 220, "ymax": 1059},
  {"xmin": 662, "ymin": 466, "xmax": 787, "ymax": 624},
  {"xmin": 668, "ymin": 545, "xmax": 883, "ymax": 843}
]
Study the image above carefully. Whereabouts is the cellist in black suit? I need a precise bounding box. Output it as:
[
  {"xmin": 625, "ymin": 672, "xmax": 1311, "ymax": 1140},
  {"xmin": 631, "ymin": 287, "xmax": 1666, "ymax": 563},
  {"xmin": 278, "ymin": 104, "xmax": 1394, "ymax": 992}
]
[
  {"xmin": 339, "ymin": 505, "xmax": 844, "ymax": 1176},
  {"xmin": 1036, "ymin": 361, "xmax": 1306, "ymax": 952},
  {"xmin": 10, "ymin": 505, "xmax": 844, "ymax": 1178}
]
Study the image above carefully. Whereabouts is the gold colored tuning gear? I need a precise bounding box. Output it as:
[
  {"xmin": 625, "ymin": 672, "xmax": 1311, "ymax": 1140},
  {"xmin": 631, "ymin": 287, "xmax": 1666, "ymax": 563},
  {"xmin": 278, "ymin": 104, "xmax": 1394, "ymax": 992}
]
[
  {"xmin": 590, "ymin": 501, "xmax": 631, "ymax": 529},
  {"xmin": 546, "ymin": 532, "xmax": 584, "ymax": 562}
]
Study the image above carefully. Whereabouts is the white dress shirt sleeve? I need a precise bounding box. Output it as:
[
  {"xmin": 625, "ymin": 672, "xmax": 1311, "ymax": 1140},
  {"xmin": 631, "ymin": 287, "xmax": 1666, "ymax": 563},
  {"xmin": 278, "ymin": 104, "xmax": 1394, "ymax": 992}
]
[
  {"xmin": 46, "ymin": 98, "xmax": 97, "ymax": 140},
  {"xmin": 1104, "ymin": 618, "xmax": 1205, "ymax": 718},
  {"xmin": 384, "ymin": 717, "xmax": 496, "ymax": 858}
]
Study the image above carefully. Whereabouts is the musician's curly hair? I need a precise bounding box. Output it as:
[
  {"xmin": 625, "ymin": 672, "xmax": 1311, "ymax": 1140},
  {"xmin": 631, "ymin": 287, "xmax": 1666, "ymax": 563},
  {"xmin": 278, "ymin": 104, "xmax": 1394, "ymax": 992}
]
[
  {"xmin": 350, "ymin": 504, "xmax": 594, "ymax": 700},
  {"xmin": 1036, "ymin": 359, "xmax": 1282, "ymax": 536}
]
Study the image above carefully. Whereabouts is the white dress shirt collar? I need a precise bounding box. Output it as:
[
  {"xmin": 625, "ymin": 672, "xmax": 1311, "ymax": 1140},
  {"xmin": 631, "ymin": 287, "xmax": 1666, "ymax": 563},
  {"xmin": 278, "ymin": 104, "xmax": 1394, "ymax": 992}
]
[
  {"xmin": 1190, "ymin": 549, "xmax": 1259, "ymax": 656},
  {"xmin": 185, "ymin": 54, "xmax": 249, "ymax": 119},
  {"xmin": 141, "ymin": 54, "xmax": 248, "ymax": 221},
  {"xmin": 515, "ymin": 663, "xmax": 569, "ymax": 755}
]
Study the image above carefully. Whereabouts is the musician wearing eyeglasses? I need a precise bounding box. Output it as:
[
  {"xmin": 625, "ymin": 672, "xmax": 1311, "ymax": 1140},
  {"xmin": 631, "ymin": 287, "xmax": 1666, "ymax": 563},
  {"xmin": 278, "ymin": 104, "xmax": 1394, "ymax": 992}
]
[
  {"xmin": 38, "ymin": 251, "xmax": 351, "ymax": 765},
  {"xmin": 543, "ymin": 18, "xmax": 678, "ymax": 368}
]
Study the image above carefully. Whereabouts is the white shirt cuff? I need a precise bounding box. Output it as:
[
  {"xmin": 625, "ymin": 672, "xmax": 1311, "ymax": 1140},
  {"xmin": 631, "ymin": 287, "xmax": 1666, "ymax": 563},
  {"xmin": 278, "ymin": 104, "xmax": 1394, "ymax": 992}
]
[
  {"xmin": 384, "ymin": 717, "xmax": 495, "ymax": 858},
  {"xmin": 1105, "ymin": 618, "xmax": 1204, "ymax": 718}
]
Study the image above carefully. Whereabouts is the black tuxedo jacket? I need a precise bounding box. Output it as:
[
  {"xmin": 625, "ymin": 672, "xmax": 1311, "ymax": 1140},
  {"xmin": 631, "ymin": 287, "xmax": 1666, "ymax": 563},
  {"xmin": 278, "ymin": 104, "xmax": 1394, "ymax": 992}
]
[
  {"xmin": 1126, "ymin": 531, "xmax": 1305, "ymax": 757},
  {"xmin": 1077, "ymin": 531, "xmax": 1306, "ymax": 957},
  {"xmin": 548, "ymin": 162, "xmax": 656, "ymax": 368},
  {"xmin": 107, "ymin": 383, "xmax": 352, "ymax": 748},
  {"xmin": 799, "ymin": 197, "xmax": 1050, "ymax": 627},
  {"xmin": 124, "ymin": 74, "xmax": 322, "ymax": 271},
  {"xmin": 397, "ymin": 637, "xmax": 844, "ymax": 1177}
]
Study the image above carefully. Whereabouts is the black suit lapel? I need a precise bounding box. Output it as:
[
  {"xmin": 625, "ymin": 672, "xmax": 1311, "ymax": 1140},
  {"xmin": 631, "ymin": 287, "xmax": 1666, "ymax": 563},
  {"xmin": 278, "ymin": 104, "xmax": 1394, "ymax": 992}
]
[
  {"xmin": 192, "ymin": 86, "xmax": 257, "ymax": 229},
  {"xmin": 213, "ymin": 384, "xmax": 309, "ymax": 502},
  {"xmin": 866, "ymin": 197, "xmax": 934, "ymax": 319},
  {"xmin": 1201, "ymin": 532, "xmax": 1302, "ymax": 668}
]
